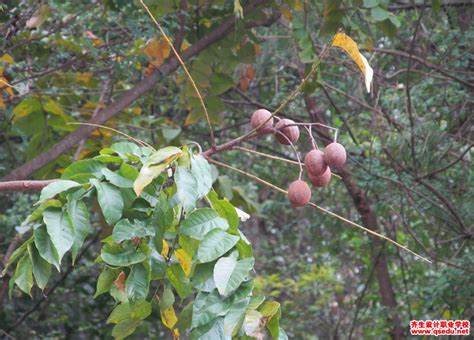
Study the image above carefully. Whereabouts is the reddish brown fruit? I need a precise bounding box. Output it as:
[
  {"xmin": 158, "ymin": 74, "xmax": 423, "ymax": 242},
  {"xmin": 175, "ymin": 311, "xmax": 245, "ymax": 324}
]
[
  {"xmin": 309, "ymin": 167, "xmax": 332, "ymax": 187},
  {"xmin": 275, "ymin": 118, "xmax": 300, "ymax": 145},
  {"xmin": 304, "ymin": 149, "xmax": 327, "ymax": 177},
  {"xmin": 287, "ymin": 180, "xmax": 311, "ymax": 207},
  {"xmin": 324, "ymin": 142, "xmax": 346, "ymax": 168},
  {"xmin": 251, "ymin": 109, "xmax": 273, "ymax": 133}
]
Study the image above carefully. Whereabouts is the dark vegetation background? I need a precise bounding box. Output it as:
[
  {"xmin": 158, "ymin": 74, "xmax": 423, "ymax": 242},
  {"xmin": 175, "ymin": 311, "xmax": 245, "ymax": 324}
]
[{"xmin": 0, "ymin": 0, "xmax": 472, "ymax": 338}]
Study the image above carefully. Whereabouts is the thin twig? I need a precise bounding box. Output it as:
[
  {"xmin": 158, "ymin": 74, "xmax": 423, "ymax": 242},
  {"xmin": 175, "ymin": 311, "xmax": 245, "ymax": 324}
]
[
  {"xmin": 207, "ymin": 158, "xmax": 431, "ymax": 263},
  {"xmin": 140, "ymin": 0, "xmax": 216, "ymax": 149},
  {"xmin": 67, "ymin": 123, "xmax": 154, "ymax": 150}
]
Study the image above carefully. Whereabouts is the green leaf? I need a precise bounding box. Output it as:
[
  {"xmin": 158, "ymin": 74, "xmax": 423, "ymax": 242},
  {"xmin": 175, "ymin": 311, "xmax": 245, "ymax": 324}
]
[
  {"xmin": 24, "ymin": 199, "xmax": 62, "ymax": 225},
  {"xmin": 191, "ymin": 317, "xmax": 226, "ymax": 340},
  {"xmin": 213, "ymin": 257, "xmax": 254, "ymax": 297},
  {"xmin": 13, "ymin": 97, "xmax": 42, "ymax": 120},
  {"xmin": 1, "ymin": 237, "xmax": 32, "ymax": 276},
  {"xmin": 109, "ymin": 142, "xmax": 142, "ymax": 160},
  {"xmin": 150, "ymin": 249, "xmax": 166, "ymax": 280},
  {"xmin": 388, "ymin": 13, "xmax": 401, "ymax": 28},
  {"xmin": 224, "ymin": 298, "xmax": 249, "ymax": 336},
  {"xmin": 126, "ymin": 263, "xmax": 150, "ymax": 300},
  {"xmin": 432, "ymin": 0, "xmax": 441, "ymax": 13},
  {"xmin": 166, "ymin": 264, "xmax": 192, "ymax": 299},
  {"xmin": 259, "ymin": 301, "xmax": 280, "ymax": 318},
  {"xmin": 43, "ymin": 208, "xmax": 75, "ymax": 264},
  {"xmin": 363, "ymin": 0, "xmax": 379, "ymax": 8},
  {"xmin": 34, "ymin": 226, "xmax": 60, "ymax": 271},
  {"xmin": 197, "ymin": 229, "xmax": 239, "ymax": 263},
  {"xmin": 94, "ymin": 268, "xmax": 120, "ymax": 298},
  {"xmin": 160, "ymin": 286, "xmax": 175, "ymax": 310},
  {"xmin": 151, "ymin": 196, "xmax": 174, "ymax": 252},
  {"xmin": 107, "ymin": 299, "xmax": 152, "ymax": 324},
  {"xmin": 190, "ymin": 155, "xmax": 213, "ymax": 199},
  {"xmin": 67, "ymin": 198, "xmax": 92, "ymax": 263},
  {"xmin": 180, "ymin": 208, "xmax": 229, "ymax": 240},
  {"xmin": 112, "ymin": 219, "xmax": 154, "ymax": 243},
  {"xmin": 62, "ymin": 159, "xmax": 105, "ymax": 183},
  {"xmin": 208, "ymin": 191, "xmax": 239, "ymax": 231},
  {"xmin": 13, "ymin": 254, "xmax": 33, "ymax": 296},
  {"xmin": 91, "ymin": 179, "xmax": 124, "ymax": 224},
  {"xmin": 101, "ymin": 242, "xmax": 147, "ymax": 267},
  {"xmin": 265, "ymin": 304, "xmax": 282, "ymax": 339},
  {"xmin": 177, "ymin": 302, "xmax": 194, "ymax": 333},
  {"xmin": 192, "ymin": 290, "xmax": 230, "ymax": 328},
  {"xmin": 371, "ymin": 6, "xmax": 390, "ymax": 21},
  {"xmin": 175, "ymin": 166, "xmax": 199, "ymax": 213},
  {"xmin": 102, "ymin": 168, "xmax": 134, "ymax": 188},
  {"xmin": 112, "ymin": 319, "xmax": 141, "ymax": 340},
  {"xmin": 28, "ymin": 244, "xmax": 51, "ymax": 291},
  {"xmin": 209, "ymin": 73, "xmax": 235, "ymax": 96},
  {"xmin": 39, "ymin": 180, "xmax": 81, "ymax": 202}
]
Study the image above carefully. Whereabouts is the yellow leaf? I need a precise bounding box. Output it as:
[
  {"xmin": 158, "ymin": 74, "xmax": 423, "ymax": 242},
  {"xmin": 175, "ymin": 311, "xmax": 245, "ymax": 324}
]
[
  {"xmin": 160, "ymin": 305, "xmax": 178, "ymax": 329},
  {"xmin": 0, "ymin": 77, "xmax": 14, "ymax": 96},
  {"xmin": 1, "ymin": 54, "xmax": 14, "ymax": 64},
  {"xmin": 161, "ymin": 240, "xmax": 169, "ymax": 258},
  {"xmin": 331, "ymin": 32, "xmax": 373, "ymax": 93},
  {"xmin": 294, "ymin": 0, "xmax": 304, "ymax": 11},
  {"xmin": 172, "ymin": 328, "xmax": 180, "ymax": 339},
  {"xmin": 0, "ymin": 97, "xmax": 5, "ymax": 110},
  {"xmin": 234, "ymin": 0, "xmax": 244, "ymax": 18},
  {"xmin": 76, "ymin": 72, "xmax": 93, "ymax": 84},
  {"xmin": 281, "ymin": 7, "xmax": 292, "ymax": 21},
  {"xmin": 130, "ymin": 107, "xmax": 142, "ymax": 115},
  {"xmin": 175, "ymin": 249, "xmax": 192, "ymax": 277},
  {"xmin": 143, "ymin": 38, "xmax": 171, "ymax": 68},
  {"xmin": 332, "ymin": 32, "xmax": 365, "ymax": 74},
  {"xmin": 133, "ymin": 164, "xmax": 167, "ymax": 196}
]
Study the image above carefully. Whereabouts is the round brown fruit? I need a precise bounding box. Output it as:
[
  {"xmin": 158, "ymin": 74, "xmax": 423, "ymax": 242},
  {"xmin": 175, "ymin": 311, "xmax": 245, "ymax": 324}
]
[
  {"xmin": 251, "ymin": 109, "xmax": 273, "ymax": 133},
  {"xmin": 275, "ymin": 118, "xmax": 300, "ymax": 145},
  {"xmin": 287, "ymin": 180, "xmax": 311, "ymax": 207},
  {"xmin": 304, "ymin": 149, "xmax": 327, "ymax": 177},
  {"xmin": 324, "ymin": 142, "xmax": 346, "ymax": 168},
  {"xmin": 309, "ymin": 167, "xmax": 332, "ymax": 187}
]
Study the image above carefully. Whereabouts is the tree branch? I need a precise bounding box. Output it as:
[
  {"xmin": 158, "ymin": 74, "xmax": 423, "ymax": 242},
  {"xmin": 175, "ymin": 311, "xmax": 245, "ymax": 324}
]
[{"xmin": 0, "ymin": 180, "xmax": 56, "ymax": 192}]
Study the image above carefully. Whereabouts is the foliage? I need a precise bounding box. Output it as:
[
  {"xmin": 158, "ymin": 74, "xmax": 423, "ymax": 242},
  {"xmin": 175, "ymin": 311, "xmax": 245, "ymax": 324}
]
[
  {"xmin": 5, "ymin": 142, "xmax": 284, "ymax": 338},
  {"xmin": 1, "ymin": 0, "xmax": 473, "ymax": 339}
]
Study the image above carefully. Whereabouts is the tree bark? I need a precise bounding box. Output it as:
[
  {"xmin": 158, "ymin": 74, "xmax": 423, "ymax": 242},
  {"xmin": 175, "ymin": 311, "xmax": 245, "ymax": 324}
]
[{"xmin": 303, "ymin": 95, "xmax": 405, "ymax": 339}]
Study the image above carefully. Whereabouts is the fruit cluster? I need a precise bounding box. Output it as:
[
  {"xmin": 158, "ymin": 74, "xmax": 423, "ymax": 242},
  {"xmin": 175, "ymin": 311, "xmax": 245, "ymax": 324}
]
[{"xmin": 251, "ymin": 109, "xmax": 347, "ymax": 207}]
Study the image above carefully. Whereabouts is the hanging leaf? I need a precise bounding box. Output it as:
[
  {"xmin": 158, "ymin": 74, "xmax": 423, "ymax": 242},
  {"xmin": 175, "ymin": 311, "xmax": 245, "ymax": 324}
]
[
  {"xmin": 175, "ymin": 166, "xmax": 199, "ymax": 213},
  {"xmin": 175, "ymin": 249, "xmax": 193, "ymax": 277},
  {"xmin": 67, "ymin": 198, "xmax": 93, "ymax": 263},
  {"xmin": 43, "ymin": 208, "xmax": 75, "ymax": 264},
  {"xmin": 95, "ymin": 268, "xmax": 120, "ymax": 298},
  {"xmin": 331, "ymin": 32, "xmax": 373, "ymax": 93},
  {"xmin": 126, "ymin": 263, "xmax": 150, "ymax": 300},
  {"xmin": 213, "ymin": 257, "xmax": 254, "ymax": 297},
  {"xmin": 13, "ymin": 254, "xmax": 34, "ymax": 296},
  {"xmin": 197, "ymin": 229, "xmax": 239, "ymax": 263},
  {"xmin": 34, "ymin": 226, "xmax": 60, "ymax": 271},
  {"xmin": 28, "ymin": 244, "xmax": 51, "ymax": 291},
  {"xmin": 179, "ymin": 208, "xmax": 229, "ymax": 240},
  {"xmin": 91, "ymin": 179, "xmax": 124, "ymax": 224}
]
